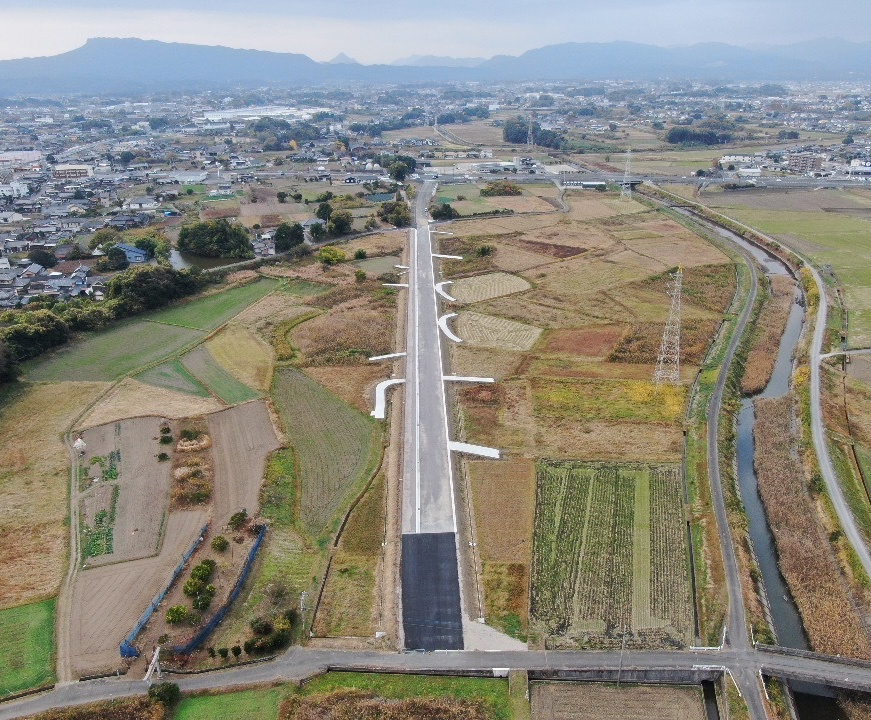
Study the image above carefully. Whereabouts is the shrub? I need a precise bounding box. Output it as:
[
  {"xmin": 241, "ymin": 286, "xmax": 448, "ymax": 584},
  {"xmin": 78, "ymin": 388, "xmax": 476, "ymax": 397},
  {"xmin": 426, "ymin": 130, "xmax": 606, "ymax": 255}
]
[
  {"xmin": 157, "ymin": 452, "xmax": 169, "ymax": 462},
  {"xmin": 354, "ymin": 269, "xmax": 367, "ymax": 283},
  {"xmin": 159, "ymin": 434, "xmax": 174, "ymax": 445},
  {"xmin": 243, "ymin": 639, "xmax": 254, "ymax": 655},
  {"xmin": 317, "ymin": 246, "xmax": 346, "ymax": 265},
  {"xmin": 165, "ymin": 605, "xmax": 188, "ymax": 624},
  {"xmin": 476, "ymin": 245, "xmax": 494, "ymax": 257},
  {"xmin": 231, "ymin": 645, "xmax": 242, "ymax": 658},
  {"xmin": 218, "ymin": 647, "xmax": 229, "ymax": 659},
  {"xmin": 208, "ymin": 646, "xmax": 216, "ymax": 658},
  {"xmin": 147, "ymin": 682, "xmax": 181, "ymax": 706},
  {"xmin": 229, "ymin": 509, "xmax": 248, "ymax": 530},
  {"xmin": 190, "ymin": 558, "xmax": 216, "ymax": 582},
  {"xmin": 250, "ymin": 616, "xmax": 273, "ymax": 636},
  {"xmin": 211, "ymin": 535, "xmax": 229, "ymax": 552},
  {"xmin": 180, "ymin": 429, "xmax": 201, "ymax": 441},
  {"xmin": 353, "ymin": 249, "xmax": 367, "ymax": 260},
  {"xmin": 160, "ymin": 425, "xmax": 171, "ymax": 435},
  {"xmin": 193, "ymin": 593, "xmax": 213, "ymax": 611},
  {"xmin": 183, "ymin": 578, "xmax": 205, "ymax": 597}
]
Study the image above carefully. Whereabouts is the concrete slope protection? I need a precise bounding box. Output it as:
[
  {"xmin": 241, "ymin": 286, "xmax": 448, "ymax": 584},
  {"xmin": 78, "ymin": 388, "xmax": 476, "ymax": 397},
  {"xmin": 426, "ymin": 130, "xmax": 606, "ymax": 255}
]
[{"xmin": 400, "ymin": 182, "xmax": 464, "ymax": 650}]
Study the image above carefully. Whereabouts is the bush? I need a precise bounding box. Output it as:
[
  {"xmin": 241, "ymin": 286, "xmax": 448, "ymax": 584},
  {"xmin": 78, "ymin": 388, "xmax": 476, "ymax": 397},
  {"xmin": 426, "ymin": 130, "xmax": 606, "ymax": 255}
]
[
  {"xmin": 192, "ymin": 593, "xmax": 213, "ymax": 611},
  {"xmin": 353, "ymin": 249, "xmax": 367, "ymax": 260},
  {"xmin": 165, "ymin": 605, "xmax": 188, "ymax": 624},
  {"xmin": 243, "ymin": 639, "xmax": 254, "ymax": 654},
  {"xmin": 208, "ymin": 646, "xmax": 216, "ymax": 658},
  {"xmin": 190, "ymin": 558, "xmax": 216, "ymax": 582},
  {"xmin": 147, "ymin": 682, "xmax": 181, "ymax": 706},
  {"xmin": 157, "ymin": 452, "xmax": 169, "ymax": 462},
  {"xmin": 476, "ymin": 245, "xmax": 494, "ymax": 257},
  {"xmin": 250, "ymin": 616, "xmax": 273, "ymax": 636},
  {"xmin": 159, "ymin": 434, "xmax": 174, "ymax": 445},
  {"xmin": 218, "ymin": 647, "xmax": 229, "ymax": 659},
  {"xmin": 180, "ymin": 429, "xmax": 201, "ymax": 441},
  {"xmin": 228, "ymin": 509, "xmax": 248, "ymax": 530},
  {"xmin": 231, "ymin": 645, "xmax": 242, "ymax": 658},
  {"xmin": 317, "ymin": 246, "xmax": 346, "ymax": 265},
  {"xmin": 183, "ymin": 578, "xmax": 205, "ymax": 597},
  {"xmin": 211, "ymin": 535, "xmax": 229, "ymax": 552},
  {"xmin": 160, "ymin": 425, "xmax": 171, "ymax": 434},
  {"xmin": 354, "ymin": 269, "xmax": 367, "ymax": 283}
]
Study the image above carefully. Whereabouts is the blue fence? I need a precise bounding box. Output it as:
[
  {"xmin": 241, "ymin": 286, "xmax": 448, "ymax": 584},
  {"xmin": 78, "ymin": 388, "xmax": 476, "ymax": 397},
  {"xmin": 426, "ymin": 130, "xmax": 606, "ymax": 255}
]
[
  {"xmin": 172, "ymin": 525, "xmax": 267, "ymax": 655},
  {"xmin": 119, "ymin": 523, "xmax": 210, "ymax": 659}
]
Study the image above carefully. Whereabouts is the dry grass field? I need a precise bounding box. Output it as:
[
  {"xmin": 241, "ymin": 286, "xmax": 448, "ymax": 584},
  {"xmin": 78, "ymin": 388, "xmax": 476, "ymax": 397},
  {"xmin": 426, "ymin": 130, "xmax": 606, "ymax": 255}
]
[
  {"xmin": 754, "ymin": 395, "xmax": 871, "ymax": 659},
  {"xmin": 451, "ymin": 272, "xmax": 532, "ymax": 304},
  {"xmin": 302, "ymin": 365, "xmax": 387, "ymax": 414},
  {"xmin": 206, "ymin": 323, "xmax": 275, "ymax": 391},
  {"xmin": 741, "ymin": 275, "xmax": 797, "ymax": 395},
  {"xmin": 78, "ymin": 379, "xmax": 222, "ymax": 429},
  {"xmin": 456, "ymin": 311, "xmax": 543, "ymax": 352},
  {"xmin": 531, "ymin": 683, "xmax": 705, "ymax": 720},
  {"xmin": 0, "ymin": 382, "xmax": 106, "ymax": 608}
]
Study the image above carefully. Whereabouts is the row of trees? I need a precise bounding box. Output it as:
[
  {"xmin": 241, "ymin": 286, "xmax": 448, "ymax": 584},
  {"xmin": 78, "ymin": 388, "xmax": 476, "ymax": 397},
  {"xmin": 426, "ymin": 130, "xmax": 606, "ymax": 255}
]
[
  {"xmin": 502, "ymin": 117, "xmax": 566, "ymax": 150},
  {"xmin": 178, "ymin": 220, "xmax": 254, "ymax": 259}
]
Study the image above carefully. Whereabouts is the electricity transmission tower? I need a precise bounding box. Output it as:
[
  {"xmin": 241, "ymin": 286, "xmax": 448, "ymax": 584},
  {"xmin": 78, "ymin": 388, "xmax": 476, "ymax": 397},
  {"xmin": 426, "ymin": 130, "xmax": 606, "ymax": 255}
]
[
  {"xmin": 527, "ymin": 114, "xmax": 534, "ymax": 149},
  {"xmin": 654, "ymin": 266, "xmax": 683, "ymax": 386},
  {"xmin": 620, "ymin": 147, "xmax": 632, "ymax": 200}
]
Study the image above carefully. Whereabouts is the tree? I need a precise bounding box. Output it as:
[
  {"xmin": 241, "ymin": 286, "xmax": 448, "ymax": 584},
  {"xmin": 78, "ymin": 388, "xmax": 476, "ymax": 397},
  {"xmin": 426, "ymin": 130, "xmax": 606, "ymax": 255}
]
[
  {"xmin": 309, "ymin": 222, "xmax": 326, "ymax": 241},
  {"xmin": 178, "ymin": 220, "xmax": 254, "ymax": 258},
  {"xmin": 274, "ymin": 222, "xmax": 304, "ymax": 252},
  {"xmin": 106, "ymin": 265, "xmax": 202, "ymax": 313},
  {"xmin": 26, "ymin": 248, "xmax": 58, "ymax": 268},
  {"xmin": 276, "ymin": 191, "xmax": 288, "ymax": 203},
  {"xmin": 315, "ymin": 202, "xmax": 333, "ymax": 222},
  {"xmin": 327, "ymin": 209, "xmax": 353, "ymax": 236},
  {"xmin": 0, "ymin": 340, "xmax": 15, "ymax": 383},
  {"xmin": 89, "ymin": 227, "xmax": 121, "ymax": 251},
  {"xmin": 118, "ymin": 150, "xmax": 136, "ymax": 166},
  {"xmin": 318, "ymin": 247, "xmax": 346, "ymax": 265},
  {"xmin": 377, "ymin": 200, "xmax": 410, "ymax": 227},
  {"xmin": 388, "ymin": 162, "xmax": 408, "ymax": 182},
  {"xmin": 843, "ymin": 135, "xmax": 855, "ymax": 145},
  {"xmin": 147, "ymin": 682, "xmax": 181, "ymax": 706},
  {"xmin": 96, "ymin": 245, "xmax": 129, "ymax": 272},
  {"xmin": 0, "ymin": 310, "xmax": 70, "ymax": 362},
  {"xmin": 430, "ymin": 203, "xmax": 460, "ymax": 220}
]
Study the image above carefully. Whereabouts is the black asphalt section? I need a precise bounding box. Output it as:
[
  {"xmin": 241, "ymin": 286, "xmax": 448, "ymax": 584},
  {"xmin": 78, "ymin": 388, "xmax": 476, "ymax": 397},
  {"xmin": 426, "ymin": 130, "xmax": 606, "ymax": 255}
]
[{"xmin": 401, "ymin": 532, "xmax": 464, "ymax": 650}]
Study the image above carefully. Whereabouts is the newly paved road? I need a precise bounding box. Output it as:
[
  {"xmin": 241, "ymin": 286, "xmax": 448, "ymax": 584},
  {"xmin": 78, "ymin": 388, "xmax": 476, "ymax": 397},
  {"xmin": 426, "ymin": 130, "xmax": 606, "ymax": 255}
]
[{"xmin": 399, "ymin": 181, "xmax": 464, "ymax": 650}]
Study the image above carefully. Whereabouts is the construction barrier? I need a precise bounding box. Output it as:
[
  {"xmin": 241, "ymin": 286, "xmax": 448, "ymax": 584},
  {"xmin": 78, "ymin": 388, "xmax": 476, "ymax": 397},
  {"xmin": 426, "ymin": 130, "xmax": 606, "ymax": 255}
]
[
  {"xmin": 172, "ymin": 525, "xmax": 267, "ymax": 655},
  {"xmin": 119, "ymin": 523, "xmax": 209, "ymax": 658}
]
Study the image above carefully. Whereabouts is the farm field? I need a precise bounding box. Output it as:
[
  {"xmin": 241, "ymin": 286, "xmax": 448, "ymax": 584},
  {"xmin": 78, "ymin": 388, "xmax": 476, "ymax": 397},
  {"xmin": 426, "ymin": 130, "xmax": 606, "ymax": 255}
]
[
  {"xmin": 531, "ymin": 682, "xmax": 705, "ymax": 720},
  {"xmin": 530, "ymin": 461, "xmax": 692, "ymax": 648},
  {"xmin": 313, "ymin": 474, "xmax": 385, "ymax": 638},
  {"xmin": 181, "ymin": 345, "xmax": 260, "ymax": 404},
  {"xmin": 205, "ymin": 324, "xmax": 274, "ymax": 391},
  {"xmin": 207, "ymin": 400, "xmax": 281, "ymax": 524},
  {"xmin": 0, "ymin": 599, "xmax": 55, "ymax": 696},
  {"xmin": 272, "ymin": 368, "xmax": 382, "ymax": 537},
  {"xmin": 149, "ymin": 277, "xmax": 279, "ymax": 331},
  {"xmin": 0, "ymin": 381, "xmax": 106, "ymax": 608},
  {"xmin": 173, "ymin": 672, "xmax": 511, "ymax": 720},
  {"xmin": 435, "ymin": 182, "xmax": 556, "ymax": 216},
  {"xmin": 696, "ymin": 188, "xmax": 871, "ymax": 347},
  {"xmin": 137, "ymin": 359, "xmax": 211, "ymax": 397},
  {"xmin": 25, "ymin": 320, "xmax": 204, "ymax": 382},
  {"xmin": 451, "ymin": 271, "xmax": 532, "ymax": 304}
]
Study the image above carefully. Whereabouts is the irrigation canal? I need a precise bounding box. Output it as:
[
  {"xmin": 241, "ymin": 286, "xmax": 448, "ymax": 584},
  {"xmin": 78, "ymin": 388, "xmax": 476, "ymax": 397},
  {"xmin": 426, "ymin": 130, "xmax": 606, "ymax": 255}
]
[{"xmin": 726, "ymin": 230, "xmax": 843, "ymax": 718}]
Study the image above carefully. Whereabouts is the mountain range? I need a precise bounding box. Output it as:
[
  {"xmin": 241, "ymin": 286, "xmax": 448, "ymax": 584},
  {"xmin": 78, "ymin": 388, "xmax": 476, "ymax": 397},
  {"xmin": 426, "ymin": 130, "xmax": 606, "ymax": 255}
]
[{"xmin": 1, "ymin": 37, "xmax": 870, "ymax": 94}]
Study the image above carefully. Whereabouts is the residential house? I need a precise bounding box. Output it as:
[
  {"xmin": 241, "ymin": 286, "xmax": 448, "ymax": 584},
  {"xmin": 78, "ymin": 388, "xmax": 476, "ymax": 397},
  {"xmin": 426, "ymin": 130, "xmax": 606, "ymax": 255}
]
[{"xmin": 116, "ymin": 243, "xmax": 149, "ymax": 263}]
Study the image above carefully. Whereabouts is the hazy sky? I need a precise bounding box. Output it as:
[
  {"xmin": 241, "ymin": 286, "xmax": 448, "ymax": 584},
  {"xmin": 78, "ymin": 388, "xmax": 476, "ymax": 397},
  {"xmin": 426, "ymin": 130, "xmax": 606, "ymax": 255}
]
[{"xmin": 2, "ymin": 0, "xmax": 870, "ymax": 63}]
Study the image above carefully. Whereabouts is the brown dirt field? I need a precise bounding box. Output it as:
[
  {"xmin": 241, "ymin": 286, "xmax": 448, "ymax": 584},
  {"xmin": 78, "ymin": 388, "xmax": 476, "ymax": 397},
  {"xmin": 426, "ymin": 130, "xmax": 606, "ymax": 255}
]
[
  {"xmin": 28, "ymin": 696, "xmax": 168, "ymax": 720},
  {"xmin": 847, "ymin": 357, "xmax": 871, "ymax": 385},
  {"xmin": 742, "ymin": 275, "xmax": 797, "ymax": 395},
  {"xmin": 531, "ymin": 683, "xmax": 705, "ymax": 720},
  {"xmin": 77, "ymin": 379, "xmax": 222, "ymax": 429},
  {"xmin": 302, "ymin": 365, "xmax": 387, "ymax": 414},
  {"xmin": 479, "ymin": 194, "xmax": 556, "ymax": 214},
  {"xmin": 540, "ymin": 325, "xmax": 627, "ymax": 359},
  {"xmin": 451, "ymin": 272, "xmax": 532, "ymax": 304},
  {"xmin": 607, "ymin": 319, "xmax": 720, "ymax": 366},
  {"xmin": 504, "ymin": 235, "xmax": 588, "ymax": 259},
  {"xmin": 79, "ymin": 416, "xmax": 171, "ymax": 566},
  {"xmin": 279, "ymin": 689, "xmax": 492, "ymax": 720},
  {"xmin": 843, "ymin": 374, "xmax": 871, "ymax": 449},
  {"xmin": 715, "ymin": 188, "xmax": 871, "ymax": 213},
  {"xmin": 340, "ymin": 231, "xmax": 406, "ymax": 257},
  {"xmin": 208, "ymin": 400, "xmax": 282, "ymax": 526},
  {"xmin": 469, "ymin": 459, "xmax": 536, "ymax": 565},
  {"xmin": 292, "ymin": 297, "xmax": 395, "ymax": 365},
  {"xmin": 0, "ymin": 381, "xmax": 106, "ymax": 608},
  {"xmin": 67, "ymin": 508, "xmax": 207, "ymax": 676},
  {"xmin": 492, "ymin": 244, "xmax": 560, "ymax": 273},
  {"xmin": 206, "ymin": 322, "xmax": 275, "ymax": 391}
]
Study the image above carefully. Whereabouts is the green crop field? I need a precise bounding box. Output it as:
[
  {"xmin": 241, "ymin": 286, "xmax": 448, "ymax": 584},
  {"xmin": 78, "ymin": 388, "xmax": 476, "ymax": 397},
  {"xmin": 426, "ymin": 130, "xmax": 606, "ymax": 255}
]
[
  {"xmin": 702, "ymin": 202, "xmax": 871, "ymax": 347},
  {"xmin": 149, "ymin": 278, "xmax": 278, "ymax": 331},
  {"xmin": 181, "ymin": 346, "xmax": 259, "ymax": 404},
  {"xmin": 26, "ymin": 320, "xmax": 204, "ymax": 382},
  {"xmin": 136, "ymin": 359, "xmax": 211, "ymax": 397},
  {"xmin": 530, "ymin": 461, "xmax": 692, "ymax": 649},
  {"xmin": 272, "ymin": 368, "xmax": 381, "ymax": 537},
  {"xmin": 175, "ymin": 688, "xmax": 280, "ymax": 720},
  {"xmin": 0, "ymin": 599, "xmax": 55, "ymax": 695},
  {"xmin": 173, "ymin": 673, "xmax": 511, "ymax": 720}
]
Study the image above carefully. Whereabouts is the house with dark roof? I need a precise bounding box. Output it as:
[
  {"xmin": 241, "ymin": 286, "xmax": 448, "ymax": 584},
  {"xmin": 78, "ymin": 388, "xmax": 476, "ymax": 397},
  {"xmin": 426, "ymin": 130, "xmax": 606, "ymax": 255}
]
[{"xmin": 116, "ymin": 243, "xmax": 149, "ymax": 263}]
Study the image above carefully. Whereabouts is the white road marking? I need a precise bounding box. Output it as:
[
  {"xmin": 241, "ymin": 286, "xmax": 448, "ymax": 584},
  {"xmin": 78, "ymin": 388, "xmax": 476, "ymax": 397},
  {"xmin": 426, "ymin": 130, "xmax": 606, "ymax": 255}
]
[
  {"xmin": 395, "ymin": 264, "xmax": 410, "ymax": 269},
  {"xmin": 369, "ymin": 352, "xmax": 406, "ymax": 362},
  {"xmin": 432, "ymin": 253, "xmax": 463, "ymax": 260},
  {"xmin": 448, "ymin": 441, "xmax": 501, "ymax": 459},
  {"xmin": 437, "ymin": 313, "xmax": 463, "ymax": 342},
  {"xmin": 370, "ymin": 379, "xmax": 405, "ymax": 419},
  {"xmin": 443, "ymin": 376, "xmax": 495, "ymax": 383},
  {"xmin": 435, "ymin": 280, "xmax": 456, "ymax": 302},
  {"xmin": 383, "ymin": 283, "xmax": 409, "ymax": 288},
  {"xmin": 413, "ymin": 228, "xmax": 422, "ymax": 534}
]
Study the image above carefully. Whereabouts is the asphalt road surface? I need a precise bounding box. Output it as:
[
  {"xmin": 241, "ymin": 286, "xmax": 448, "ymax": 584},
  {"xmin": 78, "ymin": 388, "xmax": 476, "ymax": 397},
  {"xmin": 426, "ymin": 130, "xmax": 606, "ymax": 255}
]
[{"xmin": 399, "ymin": 181, "xmax": 464, "ymax": 650}]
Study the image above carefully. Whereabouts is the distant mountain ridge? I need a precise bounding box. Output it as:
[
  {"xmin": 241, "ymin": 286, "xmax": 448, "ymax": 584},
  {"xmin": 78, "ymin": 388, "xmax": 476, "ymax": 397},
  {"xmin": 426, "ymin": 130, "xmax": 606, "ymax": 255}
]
[{"xmin": 0, "ymin": 37, "xmax": 869, "ymax": 94}]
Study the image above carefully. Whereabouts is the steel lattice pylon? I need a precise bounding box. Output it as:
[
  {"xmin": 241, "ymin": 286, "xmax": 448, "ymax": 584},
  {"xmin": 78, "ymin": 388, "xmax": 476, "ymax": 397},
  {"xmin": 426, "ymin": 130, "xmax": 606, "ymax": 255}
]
[
  {"xmin": 620, "ymin": 147, "xmax": 632, "ymax": 200},
  {"xmin": 654, "ymin": 266, "xmax": 683, "ymax": 386}
]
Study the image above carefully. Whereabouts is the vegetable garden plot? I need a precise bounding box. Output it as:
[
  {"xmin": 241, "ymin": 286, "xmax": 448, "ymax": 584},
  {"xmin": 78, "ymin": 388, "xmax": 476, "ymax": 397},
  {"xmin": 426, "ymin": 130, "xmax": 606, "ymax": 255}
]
[{"xmin": 530, "ymin": 461, "xmax": 692, "ymax": 649}]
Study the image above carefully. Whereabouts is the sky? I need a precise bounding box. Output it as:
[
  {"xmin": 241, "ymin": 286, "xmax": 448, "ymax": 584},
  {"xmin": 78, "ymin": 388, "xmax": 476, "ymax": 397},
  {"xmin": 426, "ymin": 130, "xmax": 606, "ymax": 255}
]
[{"xmin": 2, "ymin": 0, "xmax": 870, "ymax": 63}]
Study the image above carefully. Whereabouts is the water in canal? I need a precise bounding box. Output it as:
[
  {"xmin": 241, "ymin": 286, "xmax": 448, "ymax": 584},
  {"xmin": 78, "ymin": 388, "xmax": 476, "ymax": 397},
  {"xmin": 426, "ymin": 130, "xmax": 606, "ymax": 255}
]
[
  {"xmin": 168, "ymin": 248, "xmax": 240, "ymax": 271},
  {"xmin": 729, "ymin": 241, "xmax": 845, "ymax": 718}
]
